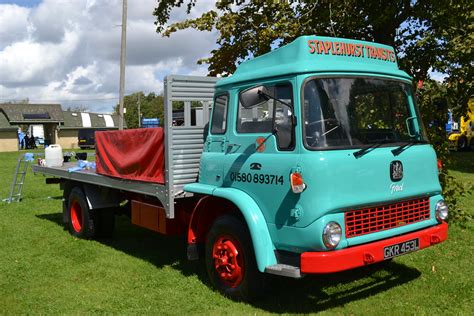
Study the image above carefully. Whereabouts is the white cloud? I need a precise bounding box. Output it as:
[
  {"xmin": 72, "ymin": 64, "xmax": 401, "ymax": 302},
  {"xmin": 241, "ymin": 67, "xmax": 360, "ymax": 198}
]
[
  {"xmin": 0, "ymin": 28, "xmax": 79, "ymax": 86},
  {"xmin": 0, "ymin": 0, "xmax": 217, "ymax": 112},
  {"xmin": 0, "ymin": 4, "xmax": 30, "ymax": 49}
]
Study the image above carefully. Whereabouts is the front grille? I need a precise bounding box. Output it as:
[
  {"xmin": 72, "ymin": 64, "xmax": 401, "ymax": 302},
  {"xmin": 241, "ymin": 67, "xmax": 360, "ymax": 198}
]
[{"xmin": 345, "ymin": 197, "xmax": 430, "ymax": 238}]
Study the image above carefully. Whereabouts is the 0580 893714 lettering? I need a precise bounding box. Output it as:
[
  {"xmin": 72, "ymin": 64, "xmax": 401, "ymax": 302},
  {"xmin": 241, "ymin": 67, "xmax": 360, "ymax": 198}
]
[{"xmin": 229, "ymin": 172, "xmax": 284, "ymax": 185}]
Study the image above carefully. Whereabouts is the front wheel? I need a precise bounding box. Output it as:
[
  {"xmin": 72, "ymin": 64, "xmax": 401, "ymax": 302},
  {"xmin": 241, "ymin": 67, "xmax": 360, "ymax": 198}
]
[{"xmin": 205, "ymin": 215, "xmax": 265, "ymax": 301}]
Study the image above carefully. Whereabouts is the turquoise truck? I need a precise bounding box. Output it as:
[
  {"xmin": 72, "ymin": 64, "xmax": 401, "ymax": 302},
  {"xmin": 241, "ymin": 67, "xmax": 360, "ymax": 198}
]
[{"xmin": 32, "ymin": 36, "xmax": 448, "ymax": 301}]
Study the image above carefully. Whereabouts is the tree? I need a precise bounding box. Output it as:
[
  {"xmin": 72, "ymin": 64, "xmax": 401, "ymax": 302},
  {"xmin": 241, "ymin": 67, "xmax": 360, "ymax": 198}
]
[
  {"xmin": 65, "ymin": 105, "xmax": 89, "ymax": 112},
  {"xmin": 400, "ymin": 0, "xmax": 473, "ymax": 116},
  {"xmin": 113, "ymin": 92, "xmax": 165, "ymax": 129},
  {"xmin": 4, "ymin": 98, "xmax": 29, "ymax": 104},
  {"xmin": 154, "ymin": 1, "xmax": 472, "ymax": 106},
  {"xmin": 416, "ymin": 80, "xmax": 472, "ymax": 222}
]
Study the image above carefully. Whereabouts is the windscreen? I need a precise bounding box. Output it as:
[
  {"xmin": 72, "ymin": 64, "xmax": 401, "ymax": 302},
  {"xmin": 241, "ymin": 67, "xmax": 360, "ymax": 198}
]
[{"xmin": 303, "ymin": 77, "xmax": 428, "ymax": 149}]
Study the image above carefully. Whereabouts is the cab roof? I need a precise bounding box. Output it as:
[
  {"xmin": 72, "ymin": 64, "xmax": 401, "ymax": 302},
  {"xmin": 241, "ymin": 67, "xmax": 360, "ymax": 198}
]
[{"xmin": 216, "ymin": 35, "xmax": 411, "ymax": 88}]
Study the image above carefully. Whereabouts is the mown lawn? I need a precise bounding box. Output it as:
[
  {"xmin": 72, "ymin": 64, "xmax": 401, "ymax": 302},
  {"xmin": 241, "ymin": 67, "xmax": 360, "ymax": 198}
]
[{"xmin": 0, "ymin": 150, "xmax": 472, "ymax": 314}]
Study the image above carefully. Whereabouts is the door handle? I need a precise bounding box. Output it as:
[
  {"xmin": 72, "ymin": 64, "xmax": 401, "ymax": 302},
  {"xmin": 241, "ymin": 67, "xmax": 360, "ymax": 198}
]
[{"xmin": 226, "ymin": 142, "xmax": 241, "ymax": 154}]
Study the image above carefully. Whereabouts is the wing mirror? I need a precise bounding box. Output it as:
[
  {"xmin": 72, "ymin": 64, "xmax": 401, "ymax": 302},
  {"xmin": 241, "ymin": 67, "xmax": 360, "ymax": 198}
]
[{"xmin": 239, "ymin": 85, "xmax": 271, "ymax": 109}]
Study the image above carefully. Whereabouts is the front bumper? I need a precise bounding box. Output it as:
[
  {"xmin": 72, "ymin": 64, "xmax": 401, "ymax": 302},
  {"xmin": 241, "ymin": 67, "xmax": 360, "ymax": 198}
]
[{"xmin": 301, "ymin": 222, "xmax": 448, "ymax": 274}]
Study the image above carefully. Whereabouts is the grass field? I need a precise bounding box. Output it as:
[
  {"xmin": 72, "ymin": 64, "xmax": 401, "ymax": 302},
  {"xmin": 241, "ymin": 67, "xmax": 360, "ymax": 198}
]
[{"xmin": 0, "ymin": 150, "xmax": 473, "ymax": 314}]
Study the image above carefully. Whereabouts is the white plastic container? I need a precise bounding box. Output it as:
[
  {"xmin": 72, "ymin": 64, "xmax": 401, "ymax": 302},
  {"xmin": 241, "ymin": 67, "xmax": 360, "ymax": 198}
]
[{"xmin": 45, "ymin": 144, "xmax": 63, "ymax": 167}]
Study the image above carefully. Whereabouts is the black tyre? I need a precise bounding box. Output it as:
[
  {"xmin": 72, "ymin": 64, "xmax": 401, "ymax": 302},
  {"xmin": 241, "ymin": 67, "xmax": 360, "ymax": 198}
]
[
  {"xmin": 469, "ymin": 139, "xmax": 474, "ymax": 151},
  {"xmin": 205, "ymin": 215, "xmax": 265, "ymax": 301},
  {"xmin": 67, "ymin": 187, "xmax": 97, "ymax": 238},
  {"xmin": 458, "ymin": 136, "xmax": 467, "ymax": 151}
]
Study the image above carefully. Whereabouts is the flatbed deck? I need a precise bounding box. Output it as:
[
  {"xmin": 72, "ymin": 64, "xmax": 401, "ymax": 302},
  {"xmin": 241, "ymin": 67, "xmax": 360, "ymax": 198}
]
[{"xmin": 32, "ymin": 163, "xmax": 167, "ymax": 200}]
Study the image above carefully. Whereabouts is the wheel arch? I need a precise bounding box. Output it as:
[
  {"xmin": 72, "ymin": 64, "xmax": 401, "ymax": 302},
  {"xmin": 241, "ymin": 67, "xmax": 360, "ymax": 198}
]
[
  {"xmin": 82, "ymin": 184, "xmax": 121, "ymax": 210},
  {"xmin": 186, "ymin": 184, "xmax": 277, "ymax": 272},
  {"xmin": 61, "ymin": 180, "xmax": 82, "ymax": 225}
]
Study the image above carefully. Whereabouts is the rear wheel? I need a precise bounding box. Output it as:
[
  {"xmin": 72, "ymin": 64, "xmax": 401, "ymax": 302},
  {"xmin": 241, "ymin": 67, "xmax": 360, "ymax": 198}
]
[
  {"xmin": 67, "ymin": 187, "xmax": 97, "ymax": 238},
  {"xmin": 205, "ymin": 215, "xmax": 265, "ymax": 301}
]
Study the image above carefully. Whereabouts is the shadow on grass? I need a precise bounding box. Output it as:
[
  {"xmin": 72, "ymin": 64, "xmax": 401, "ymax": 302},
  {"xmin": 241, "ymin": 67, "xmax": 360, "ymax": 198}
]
[
  {"xmin": 447, "ymin": 151, "xmax": 474, "ymax": 174},
  {"xmin": 37, "ymin": 212, "xmax": 421, "ymax": 313},
  {"xmin": 254, "ymin": 262, "xmax": 420, "ymax": 313}
]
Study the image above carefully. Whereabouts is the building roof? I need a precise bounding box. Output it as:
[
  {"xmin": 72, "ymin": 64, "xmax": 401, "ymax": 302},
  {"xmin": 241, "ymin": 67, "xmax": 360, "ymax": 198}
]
[
  {"xmin": 61, "ymin": 111, "xmax": 122, "ymax": 129},
  {"xmin": 0, "ymin": 110, "xmax": 18, "ymax": 131},
  {"xmin": 217, "ymin": 35, "xmax": 411, "ymax": 88},
  {"xmin": 0, "ymin": 104, "xmax": 123, "ymax": 130},
  {"xmin": 0, "ymin": 103, "xmax": 64, "ymax": 123}
]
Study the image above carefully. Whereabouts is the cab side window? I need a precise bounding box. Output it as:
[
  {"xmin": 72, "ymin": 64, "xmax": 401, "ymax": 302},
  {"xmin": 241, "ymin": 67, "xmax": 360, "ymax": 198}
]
[
  {"xmin": 210, "ymin": 94, "xmax": 228, "ymax": 134},
  {"xmin": 237, "ymin": 83, "xmax": 294, "ymax": 150},
  {"xmin": 237, "ymin": 93, "xmax": 274, "ymax": 133}
]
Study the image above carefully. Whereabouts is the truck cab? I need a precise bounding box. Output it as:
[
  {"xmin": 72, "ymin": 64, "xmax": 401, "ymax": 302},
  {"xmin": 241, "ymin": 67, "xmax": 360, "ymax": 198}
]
[{"xmin": 186, "ymin": 36, "xmax": 447, "ymax": 294}]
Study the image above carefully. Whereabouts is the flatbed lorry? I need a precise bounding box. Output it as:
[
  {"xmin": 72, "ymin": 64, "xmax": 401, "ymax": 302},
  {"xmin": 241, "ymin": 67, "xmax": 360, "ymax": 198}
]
[{"xmin": 32, "ymin": 36, "xmax": 448, "ymax": 301}]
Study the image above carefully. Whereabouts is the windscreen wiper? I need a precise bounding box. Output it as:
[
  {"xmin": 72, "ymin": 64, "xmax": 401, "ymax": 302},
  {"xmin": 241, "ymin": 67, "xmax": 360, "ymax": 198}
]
[
  {"xmin": 391, "ymin": 140, "xmax": 424, "ymax": 156},
  {"xmin": 353, "ymin": 140, "xmax": 391, "ymax": 159}
]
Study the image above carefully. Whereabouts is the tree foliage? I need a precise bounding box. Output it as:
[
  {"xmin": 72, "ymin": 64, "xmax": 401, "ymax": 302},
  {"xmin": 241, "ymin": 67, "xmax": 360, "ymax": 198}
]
[
  {"xmin": 4, "ymin": 98, "xmax": 30, "ymax": 104},
  {"xmin": 65, "ymin": 105, "xmax": 89, "ymax": 112},
  {"xmin": 154, "ymin": 0, "xmax": 472, "ymax": 109},
  {"xmin": 113, "ymin": 92, "xmax": 164, "ymax": 129},
  {"xmin": 416, "ymin": 80, "xmax": 472, "ymax": 223}
]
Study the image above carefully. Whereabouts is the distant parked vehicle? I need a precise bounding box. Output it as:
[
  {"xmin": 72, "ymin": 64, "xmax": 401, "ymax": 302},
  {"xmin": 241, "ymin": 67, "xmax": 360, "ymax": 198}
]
[
  {"xmin": 78, "ymin": 129, "xmax": 98, "ymax": 149},
  {"xmin": 35, "ymin": 137, "xmax": 45, "ymax": 147}
]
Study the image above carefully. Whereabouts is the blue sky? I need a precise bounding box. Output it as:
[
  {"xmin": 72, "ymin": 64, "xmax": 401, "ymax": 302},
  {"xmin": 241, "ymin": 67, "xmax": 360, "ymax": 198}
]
[{"xmin": 0, "ymin": 0, "xmax": 41, "ymax": 7}]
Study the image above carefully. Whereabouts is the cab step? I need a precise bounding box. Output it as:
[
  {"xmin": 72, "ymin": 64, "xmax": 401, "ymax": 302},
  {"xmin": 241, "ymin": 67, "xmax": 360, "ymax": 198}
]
[{"xmin": 265, "ymin": 264, "xmax": 304, "ymax": 278}]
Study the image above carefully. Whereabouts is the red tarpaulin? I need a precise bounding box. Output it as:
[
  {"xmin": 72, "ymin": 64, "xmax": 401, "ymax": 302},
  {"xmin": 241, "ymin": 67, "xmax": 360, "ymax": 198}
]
[{"xmin": 95, "ymin": 128, "xmax": 165, "ymax": 184}]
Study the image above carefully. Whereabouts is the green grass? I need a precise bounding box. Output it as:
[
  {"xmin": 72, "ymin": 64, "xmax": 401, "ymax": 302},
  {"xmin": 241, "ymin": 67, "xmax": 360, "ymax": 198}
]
[
  {"xmin": 0, "ymin": 150, "xmax": 473, "ymax": 314},
  {"xmin": 446, "ymin": 151, "xmax": 474, "ymax": 214}
]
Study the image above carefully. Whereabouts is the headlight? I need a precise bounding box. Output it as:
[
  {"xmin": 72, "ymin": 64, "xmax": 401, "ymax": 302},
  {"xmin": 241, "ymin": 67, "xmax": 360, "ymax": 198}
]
[
  {"xmin": 435, "ymin": 200, "xmax": 448, "ymax": 221},
  {"xmin": 322, "ymin": 221, "xmax": 342, "ymax": 249}
]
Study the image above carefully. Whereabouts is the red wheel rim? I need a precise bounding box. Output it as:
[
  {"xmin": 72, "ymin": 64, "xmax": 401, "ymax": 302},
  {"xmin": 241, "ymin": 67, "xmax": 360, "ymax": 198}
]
[
  {"xmin": 70, "ymin": 200, "xmax": 83, "ymax": 232},
  {"xmin": 212, "ymin": 235, "xmax": 244, "ymax": 288}
]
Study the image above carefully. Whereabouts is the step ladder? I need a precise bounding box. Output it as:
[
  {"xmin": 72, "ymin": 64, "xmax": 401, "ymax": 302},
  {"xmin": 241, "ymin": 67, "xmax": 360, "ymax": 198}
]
[{"xmin": 4, "ymin": 154, "xmax": 32, "ymax": 203}]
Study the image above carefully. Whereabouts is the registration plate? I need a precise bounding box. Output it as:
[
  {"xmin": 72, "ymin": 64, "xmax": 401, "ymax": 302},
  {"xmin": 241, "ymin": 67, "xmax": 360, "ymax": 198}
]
[{"xmin": 383, "ymin": 238, "xmax": 419, "ymax": 259}]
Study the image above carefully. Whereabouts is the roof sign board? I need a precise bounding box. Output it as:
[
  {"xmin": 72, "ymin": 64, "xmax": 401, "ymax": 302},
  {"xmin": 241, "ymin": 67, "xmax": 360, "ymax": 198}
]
[
  {"xmin": 307, "ymin": 39, "xmax": 396, "ymax": 62},
  {"xmin": 81, "ymin": 113, "xmax": 91, "ymax": 127},
  {"xmin": 217, "ymin": 35, "xmax": 409, "ymax": 88}
]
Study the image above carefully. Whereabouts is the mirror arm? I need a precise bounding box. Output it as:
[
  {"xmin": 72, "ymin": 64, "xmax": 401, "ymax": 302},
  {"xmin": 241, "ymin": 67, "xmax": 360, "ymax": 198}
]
[
  {"xmin": 257, "ymin": 90, "xmax": 270, "ymax": 101},
  {"xmin": 258, "ymin": 90, "xmax": 292, "ymax": 108}
]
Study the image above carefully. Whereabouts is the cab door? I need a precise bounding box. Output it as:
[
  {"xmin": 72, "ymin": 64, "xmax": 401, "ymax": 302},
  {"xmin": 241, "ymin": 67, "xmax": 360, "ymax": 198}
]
[
  {"xmin": 199, "ymin": 93, "xmax": 229, "ymax": 186},
  {"xmin": 222, "ymin": 82, "xmax": 301, "ymax": 226}
]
